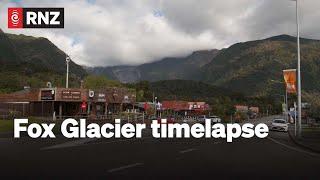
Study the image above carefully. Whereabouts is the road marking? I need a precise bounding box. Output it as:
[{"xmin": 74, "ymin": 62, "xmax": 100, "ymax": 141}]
[
  {"xmin": 90, "ymin": 138, "xmax": 134, "ymax": 145},
  {"xmin": 268, "ymin": 137, "xmax": 320, "ymax": 157},
  {"xmin": 41, "ymin": 136, "xmax": 154, "ymax": 150},
  {"xmin": 90, "ymin": 136, "xmax": 154, "ymax": 145},
  {"xmin": 179, "ymin": 148, "xmax": 196, "ymax": 154},
  {"xmin": 41, "ymin": 138, "xmax": 97, "ymax": 150},
  {"xmin": 107, "ymin": 163, "xmax": 143, "ymax": 173}
]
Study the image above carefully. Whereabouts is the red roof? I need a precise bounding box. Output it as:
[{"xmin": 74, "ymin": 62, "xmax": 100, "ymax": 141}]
[
  {"xmin": 162, "ymin": 101, "xmax": 189, "ymax": 111},
  {"xmin": 161, "ymin": 101, "xmax": 210, "ymax": 111}
]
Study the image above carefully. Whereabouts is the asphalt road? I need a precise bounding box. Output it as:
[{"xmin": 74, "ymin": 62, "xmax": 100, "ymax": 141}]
[{"xmin": 0, "ymin": 116, "xmax": 319, "ymax": 179}]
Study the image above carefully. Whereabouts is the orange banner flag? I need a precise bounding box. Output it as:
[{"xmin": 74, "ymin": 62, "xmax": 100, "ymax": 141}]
[{"xmin": 283, "ymin": 69, "xmax": 297, "ymax": 94}]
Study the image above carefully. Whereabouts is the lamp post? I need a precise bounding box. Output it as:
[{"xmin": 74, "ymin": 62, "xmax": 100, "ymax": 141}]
[
  {"xmin": 293, "ymin": 0, "xmax": 302, "ymax": 137},
  {"xmin": 154, "ymin": 96, "xmax": 157, "ymax": 117},
  {"xmin": 66, "ymin": 55, "xmax": 71, "ymax": 88}
]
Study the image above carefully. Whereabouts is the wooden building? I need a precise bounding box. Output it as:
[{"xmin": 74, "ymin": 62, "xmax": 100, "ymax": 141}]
[{"xmin": 0, "ymin": 87, "xmax": 136, "ymax": 119}]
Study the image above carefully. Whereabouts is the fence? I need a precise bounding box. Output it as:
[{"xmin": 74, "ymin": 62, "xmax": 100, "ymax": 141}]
[{"xmin": 0, "ymin": 113, "xmax": 211, "ymax": 124}]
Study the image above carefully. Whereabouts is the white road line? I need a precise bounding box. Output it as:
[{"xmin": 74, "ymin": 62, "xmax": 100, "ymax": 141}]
[
  {"xmin": 179, "ymin": 148, "xmax": 196, "ymax": 154},
  {"xmin": 268, "ymin": 137, "xmax": 320, "ymax": 157},
  {"xmin": 107, "ymin": 163, "xmax": 143, "ymax": 173},
  {"xmin": 41, "ymin": 136, "xmax": 154, "ymax": 150},
  {"xmin": 41, "ymin": 138, "xmax": 97, "ymax": 150},
  {"xmin": 90, "ymin": 138, "xmax": 133, "ymax": 145},
  {"xmin": 90, "ymin": 136, "xmax": 153, "ymax": 145}
]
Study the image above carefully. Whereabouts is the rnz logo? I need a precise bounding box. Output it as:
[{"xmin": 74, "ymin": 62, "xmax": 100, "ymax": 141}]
[{"xmin": 8, "ymin": 8, "xmax": 64, "ymax": 28}]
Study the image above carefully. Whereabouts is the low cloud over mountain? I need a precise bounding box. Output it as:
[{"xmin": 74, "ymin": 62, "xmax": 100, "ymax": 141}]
[{"xmin": 1, "ymin": 0, "xmax": 320, "ymax": 67}]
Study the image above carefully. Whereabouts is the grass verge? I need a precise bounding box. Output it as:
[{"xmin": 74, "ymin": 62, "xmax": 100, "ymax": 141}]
[{"xmin": 0, "ymin": 118, "xmax": 62, "ymax": 134}]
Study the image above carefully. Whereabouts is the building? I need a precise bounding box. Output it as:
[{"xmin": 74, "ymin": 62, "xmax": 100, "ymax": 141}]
[
  {"xmin": 235, "ymin": 105, "xmax": 249, "ymax": 112},
  {"xmin": 161, "ymin": 101, "xmax": 210, "ymax": 116},
  {"xmin": 0, "ymin": 89, "xmax": 38, "ymax": 117},
  {"xmin": 0, "ymin": 87, "xmax": 136, "ymax": 119}
]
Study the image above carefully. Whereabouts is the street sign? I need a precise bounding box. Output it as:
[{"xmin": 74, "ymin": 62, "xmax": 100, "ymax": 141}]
[{"xmin": 96, "ymin": 93, "xmax": 106, "ymax": 102}]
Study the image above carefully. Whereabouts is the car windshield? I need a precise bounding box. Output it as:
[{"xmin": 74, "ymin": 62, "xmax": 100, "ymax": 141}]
[
  {"xmin": 210, "ymin": 116, "xmax": 219, "ymax": 118},
  {"xmin": 273, "ymin": 119, "xmax": 286, "ymax": 124}
]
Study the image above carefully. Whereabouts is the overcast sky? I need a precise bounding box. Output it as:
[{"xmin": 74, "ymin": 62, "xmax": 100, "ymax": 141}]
[{"xmin": 1, "ymin": 0, "xmax": 320, "ymax": 67}]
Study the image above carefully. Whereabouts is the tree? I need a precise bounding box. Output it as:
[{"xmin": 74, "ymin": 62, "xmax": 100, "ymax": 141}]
[
  {"xmin": 83, "ymin": 75, "xmax": 122, "ymax": 89},
  {"xmin": 134, "ymin": 81, "xmax": 153, "ymax": 101}
]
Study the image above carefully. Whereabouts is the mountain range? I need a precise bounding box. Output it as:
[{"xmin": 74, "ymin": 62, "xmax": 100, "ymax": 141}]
[
  {"xmin": 0, "ymin": 29, "xmax": 86, "ymax": 92},
  {"xmin": 202, "ymin": 35, "xmax": 320, "ymax": 96},
  {"xmin": 87, "ymin": 49, "xmax": 219, "ymax": 83},
  {"xmin": 90, "ymin": 35, "xmax": 320, "ymax": 96},
  {"xmin": 1, "ymin": 28, "xmax": 320, "ymax": 97}
]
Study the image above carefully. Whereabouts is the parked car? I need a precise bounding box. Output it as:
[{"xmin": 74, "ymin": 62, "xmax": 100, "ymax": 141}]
[{"xmin": 270, "ymin": 119, "xmax": 289, "ymax": 132}]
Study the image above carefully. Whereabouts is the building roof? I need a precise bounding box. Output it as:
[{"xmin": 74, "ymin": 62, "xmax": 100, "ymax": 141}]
[
  {"xmin": 162, "ymin": 101, "xmax": 209, "ymax": 111},
  {"xmin": 0, "ymin": 89, "xmax": 39, "ymax": 102},
  {"xmin": 0, "ymin": 87, "xmax": 136, "ymax": 104}
]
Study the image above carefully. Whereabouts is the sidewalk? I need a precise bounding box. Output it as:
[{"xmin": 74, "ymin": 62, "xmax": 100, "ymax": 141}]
[{"xmin": 288, "ymin": 124, "xmax": 320, "ymax": 153}]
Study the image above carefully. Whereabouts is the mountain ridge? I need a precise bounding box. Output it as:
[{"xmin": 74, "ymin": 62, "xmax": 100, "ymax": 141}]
[
  {"xmin": 1, "ymin": 30, "xmax": 320, "ymax": 98},
  {"xmin": 201, "ymin": 34, "xmax": 320, "ymax": 95},
  {"xmin": 90, "ymin": 34, "xmax": 320, "ymax": 96},
  {"xmin": 88, "ymin": 49, "xmax": 220, "ymax": 83},
  {"xmin": 0, "ymin": 30, "xmax": 87, "ymax": 92}
]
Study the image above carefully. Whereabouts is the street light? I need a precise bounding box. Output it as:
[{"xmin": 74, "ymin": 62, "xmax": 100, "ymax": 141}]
[
  {"xmin": 66, "ymin": 55, "xmax": 71, "ymax": 88},
  {"xmin": 292, "ymin": 0, "xmax": 302, "ymax": 137},
  {"xmin": 154, "ymin": 96, "xmax": 157, "ymax": 117}
]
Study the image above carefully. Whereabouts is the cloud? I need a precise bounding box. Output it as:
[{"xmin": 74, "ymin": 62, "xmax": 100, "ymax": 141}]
[{"xmin": 1, "ymin": 0, "xmax": 320, "ymax": 67}]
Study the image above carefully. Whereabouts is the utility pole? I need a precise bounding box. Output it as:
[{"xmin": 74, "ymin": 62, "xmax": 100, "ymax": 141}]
[
  {"xmin": 295, "ymin": 0, "xmax": 302, "ymax": 137},
  {"xmin": 66, "ymin": 55, "xmax": 71, "ymax": 88}
]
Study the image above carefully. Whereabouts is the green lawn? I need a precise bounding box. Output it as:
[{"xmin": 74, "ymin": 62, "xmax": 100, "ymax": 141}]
[
  {"xmin": 0, "ymin": 118, "xmax": 62, "ymax": 133},
  {"xmin": 0, "ymin": 120, "xmax": 14, "ymax": 133}
]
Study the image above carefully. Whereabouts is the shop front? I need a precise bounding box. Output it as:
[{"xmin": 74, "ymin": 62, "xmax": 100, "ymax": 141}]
[{"xmin": 0, "ymin": 87, "xmax": 136, "ymax": 120}]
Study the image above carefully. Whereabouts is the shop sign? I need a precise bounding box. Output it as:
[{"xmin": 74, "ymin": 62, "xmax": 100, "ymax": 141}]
[
  {"xmin": 62, "ymin": 90, "xmax": 81, "ymax": 100},
  {"xmin": 41, "ymin": 89, "xmax": 55, "ymax": 101},
  {"xmin": 96, "ymin": 93, "xmax": 106, "ymax": 102}
]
